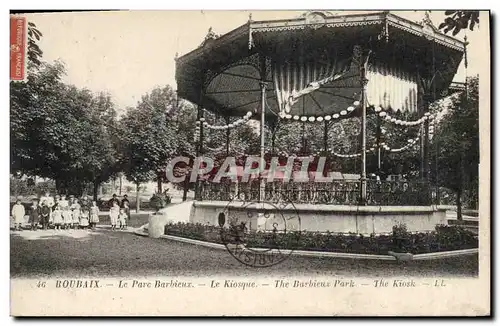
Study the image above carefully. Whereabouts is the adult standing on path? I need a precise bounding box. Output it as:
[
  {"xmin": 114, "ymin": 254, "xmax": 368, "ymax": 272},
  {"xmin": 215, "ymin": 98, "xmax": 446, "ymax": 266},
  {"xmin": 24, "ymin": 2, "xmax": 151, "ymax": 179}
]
[
  {"xmin": 80, "ymin": 195, "xmax": 91, "ymax": 212},
  {"xmin": 39, "ymin": 192, "xmax": 55, "ymax": 209},
  {"xmin": 121, "ymin": 194, "xmax": 130, "ymax": 208},
  {"xmin": 39, "ymin": 192, "xmax": 54, "ymax": 225},
  {"xmin": 40, "ymin": 201, "xmax": 51, "ymax": 230},
  {"xmin": 108, "ymin": 194, "xmax": 120, "ymax": 209},
  {"xmin": 121, "ymin": 194, "xmax": 131, "ymax": 221}
]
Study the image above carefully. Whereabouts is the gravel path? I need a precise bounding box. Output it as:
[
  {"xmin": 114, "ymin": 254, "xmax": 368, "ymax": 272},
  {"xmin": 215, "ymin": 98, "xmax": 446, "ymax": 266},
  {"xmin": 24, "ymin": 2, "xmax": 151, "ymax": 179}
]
[{"xmin": 10, "ymin": 226, "xmax": 478, "ymax": 278}]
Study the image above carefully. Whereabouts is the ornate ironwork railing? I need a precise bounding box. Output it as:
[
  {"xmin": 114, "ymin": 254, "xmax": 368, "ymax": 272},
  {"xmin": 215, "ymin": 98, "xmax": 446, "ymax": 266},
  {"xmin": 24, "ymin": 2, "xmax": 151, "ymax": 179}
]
[
  {"xmin": 365, "ymin": 180, "xmax": 431, "ymax": 206},
  {"xmin": 199, "ymin": 179, "xmax": 432, "ymax": 206}
]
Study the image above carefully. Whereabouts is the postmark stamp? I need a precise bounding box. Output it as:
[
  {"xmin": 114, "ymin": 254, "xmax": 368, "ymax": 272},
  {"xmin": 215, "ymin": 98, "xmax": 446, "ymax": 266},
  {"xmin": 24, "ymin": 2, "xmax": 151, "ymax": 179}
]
[
  {"xmin": 10, "ymin": 15, "xmax": 27, "ymax": 82},
  {"xmin": 218, "ymin": 194, "xmax": 301, "ymax": 268}
]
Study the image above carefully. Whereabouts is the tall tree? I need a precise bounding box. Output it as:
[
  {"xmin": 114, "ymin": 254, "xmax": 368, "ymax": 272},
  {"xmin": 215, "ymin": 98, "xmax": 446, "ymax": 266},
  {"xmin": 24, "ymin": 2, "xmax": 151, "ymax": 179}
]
[
  {"xmin": 119, "ymin": 85, "xmax": 179, "ymax": 209},
  {"xmin": 430, "ymin": 76, "xmax": 479, "ymax": 218},
  {"xmin": 11, "ymin": 61, "xmax": 119, "ymax": 197}
]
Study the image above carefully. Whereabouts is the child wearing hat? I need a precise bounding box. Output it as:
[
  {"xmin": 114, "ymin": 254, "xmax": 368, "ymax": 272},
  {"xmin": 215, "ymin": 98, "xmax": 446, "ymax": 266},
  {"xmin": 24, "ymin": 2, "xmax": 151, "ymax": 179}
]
[{"xmin": 28, "ymin": 200, "xmax": 41, "ymax": 231}]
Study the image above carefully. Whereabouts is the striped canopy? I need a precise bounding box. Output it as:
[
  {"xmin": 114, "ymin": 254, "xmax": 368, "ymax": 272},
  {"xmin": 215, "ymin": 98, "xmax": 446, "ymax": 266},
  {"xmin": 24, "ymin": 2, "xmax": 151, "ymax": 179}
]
[{"xmin": 272, "ymin": 49, "xmax": 420, "ymax": 116}]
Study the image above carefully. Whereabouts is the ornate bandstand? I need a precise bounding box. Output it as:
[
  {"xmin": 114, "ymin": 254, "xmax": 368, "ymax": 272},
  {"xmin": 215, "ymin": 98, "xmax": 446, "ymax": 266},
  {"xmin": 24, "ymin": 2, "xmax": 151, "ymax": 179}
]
[{"xmin": 175, "ymin": 11, "xmax": 466, "ymax": 234}]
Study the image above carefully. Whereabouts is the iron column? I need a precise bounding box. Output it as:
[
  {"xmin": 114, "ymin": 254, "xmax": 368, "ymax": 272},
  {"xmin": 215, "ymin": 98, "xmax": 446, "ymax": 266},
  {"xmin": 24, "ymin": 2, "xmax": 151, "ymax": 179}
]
[
  {"xmin": 360, "ymin": 52, "xmax": 369, "ymax": 205},
  {"xmin": 259, "ymin": 80, "xmax": 266, "ymax": 202}
]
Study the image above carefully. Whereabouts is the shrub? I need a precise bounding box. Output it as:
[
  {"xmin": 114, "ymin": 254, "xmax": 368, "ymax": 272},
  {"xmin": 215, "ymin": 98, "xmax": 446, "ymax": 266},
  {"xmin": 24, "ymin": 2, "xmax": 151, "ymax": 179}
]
[
  {"xmin": 149, "ymin": 193, "xmax": 172, "ymax": 213},
  {"xmin": 163, "ymin": 222, "xmax": 478, "ymax": 255},
  {"xmin": 391, "ymin": 222, "xmax": 411, "ymax": 253},
  {"xmin": 10, "ymin": 178, "xmax": 56, "ymax": 197},
  {"xmin": 434, "ymin": 224, "xmax": 477, "ymax": 251}
]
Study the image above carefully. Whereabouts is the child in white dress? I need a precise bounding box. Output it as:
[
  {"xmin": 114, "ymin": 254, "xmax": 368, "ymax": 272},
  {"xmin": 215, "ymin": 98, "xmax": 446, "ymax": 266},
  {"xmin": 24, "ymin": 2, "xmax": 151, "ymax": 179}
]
[
  {"xmin": 62, "ymin": 205, "xmax": 72, "ymax": 230},
  {"xmin": 52, "ymin": 205, "xmax": 63, "ymax": 230},
  {"xmin": 80, "ymin": 208, "xmax": 90, "ymax": 229},
  {"xmin": 109, "ymin": 202, "xmax": 119, "ymax": 231},
  {"xmin": 89, "ymin": 201, "xmax": 99, "ymax": 230},
  {"xmin": 11, "ymin": 199, "xmax": 25, "ymax": 231},
  {"xmin": 118, "ymin": 209, "xmax": 128, "ymax": 230},
  {"xmin": 71, "ymin": 199, "xmax": 81, "ymax": 229},
  {"xmin": 59, "ymin": 196, "xmax": 70, "ymax": 230}
]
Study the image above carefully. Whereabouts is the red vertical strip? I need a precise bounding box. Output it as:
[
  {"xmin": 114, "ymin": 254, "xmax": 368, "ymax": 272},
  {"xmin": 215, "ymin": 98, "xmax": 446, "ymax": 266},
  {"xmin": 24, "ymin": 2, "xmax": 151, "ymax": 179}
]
[{"xmin": 10, "ymin": 16, "xmax": 26, "ymax": 81}]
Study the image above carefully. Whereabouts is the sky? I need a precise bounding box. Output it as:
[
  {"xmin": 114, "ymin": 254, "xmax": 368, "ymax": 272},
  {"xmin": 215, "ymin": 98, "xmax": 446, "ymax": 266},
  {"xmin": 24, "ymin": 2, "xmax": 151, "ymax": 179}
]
[{"xmin": 27, "ymin": 10, "xmax": 486, "ymax": 112}]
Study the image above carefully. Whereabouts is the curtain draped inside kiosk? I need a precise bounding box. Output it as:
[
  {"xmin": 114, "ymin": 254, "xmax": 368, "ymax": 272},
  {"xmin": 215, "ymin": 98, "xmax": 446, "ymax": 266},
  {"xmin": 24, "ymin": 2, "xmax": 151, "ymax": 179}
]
[
  {"xmin": 366, "ymin": 62, "xmax": 419, "ymax": 113},
  {"xmin": 272, "ymin": 46, "xmax": 420, "ymax": 116}
]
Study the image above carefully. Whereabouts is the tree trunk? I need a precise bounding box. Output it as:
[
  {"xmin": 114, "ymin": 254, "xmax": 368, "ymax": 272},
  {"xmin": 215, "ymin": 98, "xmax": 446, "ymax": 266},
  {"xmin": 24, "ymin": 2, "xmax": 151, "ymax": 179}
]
[
  {"xmin": 456, "ymin": 188, "xmax": 463, "ymax": 221},
  {"xmin": 119, "ymin": 174, "xmax": 122, "ymax": 195},
  {"xmin": 157, "ymin": 172, "xmax": 163, "ymax": 193},
  {"xmin": 93, "ymin": 179, "xmax": 99, "ymax": 202},
  {"xmin": 182, "ymin": 176, "xmax": 188, "ymax": 202},
  {"xmin": 55, "ymin": 178, "xmax": 64, "ymax": 195},
  {"xmin": 135, "ymin": 182, "xmax": 141, "ymax": 213}
]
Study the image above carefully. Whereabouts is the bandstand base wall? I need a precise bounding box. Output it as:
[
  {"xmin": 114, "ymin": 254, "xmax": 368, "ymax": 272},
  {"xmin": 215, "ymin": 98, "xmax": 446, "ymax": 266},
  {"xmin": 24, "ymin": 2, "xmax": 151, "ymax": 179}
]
[{"xmin": 190, "ymin": 201, "xmax": 447, "ymax": 235}]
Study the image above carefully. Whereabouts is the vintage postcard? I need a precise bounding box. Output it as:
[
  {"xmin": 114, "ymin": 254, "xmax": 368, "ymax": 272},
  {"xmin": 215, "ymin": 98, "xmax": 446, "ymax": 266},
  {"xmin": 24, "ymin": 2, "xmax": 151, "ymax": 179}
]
[{"xmin": 9, "ymin": 10, "xmax": 490, "ymax": 316}]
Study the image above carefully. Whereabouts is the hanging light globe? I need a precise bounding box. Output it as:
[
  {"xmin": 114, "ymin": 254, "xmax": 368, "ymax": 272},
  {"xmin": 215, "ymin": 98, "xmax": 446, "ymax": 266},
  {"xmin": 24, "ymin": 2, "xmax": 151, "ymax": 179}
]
[
  {"xmin": 340, "ymin": 110, "xmax": 347, "ymax": 116},
  {"xmin": 375, "ymin": 106, "xmax": 382, "ymax": 112},
  {"xmin": 353, "ymin": 100, "xmax": 360, "ymax": 106},
  {"xmin": 308, "ymin": 116, "xmax": 316, "ymax": 122},
  {"xmin": 285, "ymin": 114, "xmax": 292, "ymax": 119},
  {"xmin": 379, "ymin": 112, "xmax": 386, "ymax": 117},
  {"xmin": 293, "ymin": 115, "xmax": 300, "ymax": 120},
  {"xmin": 324, "ymin": 115, "xmax": 331, "ymax": 121},
  {"xmin": 332, "ymin": 114, "xmax": 339, "ymax": 119},
  {"xmin": 347, "ymin": 106, "xmax": 355, "ymax": 112},
  {"xmin": 316, "ymin": 116, "xmax": 324, "ymax": 122},
  {"xmin": 300, "ymin": 116, "xmax": 307, "ymax": 122}
]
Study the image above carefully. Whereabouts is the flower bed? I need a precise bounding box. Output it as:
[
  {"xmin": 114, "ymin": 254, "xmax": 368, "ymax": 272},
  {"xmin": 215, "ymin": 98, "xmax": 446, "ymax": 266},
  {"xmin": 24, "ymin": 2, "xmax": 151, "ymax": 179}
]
[{"xmin": 164, "ymin": 222, "xmax": 478, "ymax": 255}]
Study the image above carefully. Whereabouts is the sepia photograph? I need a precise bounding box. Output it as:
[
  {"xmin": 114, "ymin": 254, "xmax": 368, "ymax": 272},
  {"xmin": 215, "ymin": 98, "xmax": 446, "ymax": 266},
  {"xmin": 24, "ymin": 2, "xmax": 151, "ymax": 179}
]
[{"xmin": 9, "ymin": 9, "xmax": 490, "ymax": 316}]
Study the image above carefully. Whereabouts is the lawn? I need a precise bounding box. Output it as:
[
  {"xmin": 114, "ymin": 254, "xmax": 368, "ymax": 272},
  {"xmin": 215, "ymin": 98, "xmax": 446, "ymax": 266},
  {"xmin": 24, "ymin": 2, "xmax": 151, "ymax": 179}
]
[{"xmin": 10, "ymin": 228, "xmax": 478, "ymax": 278}]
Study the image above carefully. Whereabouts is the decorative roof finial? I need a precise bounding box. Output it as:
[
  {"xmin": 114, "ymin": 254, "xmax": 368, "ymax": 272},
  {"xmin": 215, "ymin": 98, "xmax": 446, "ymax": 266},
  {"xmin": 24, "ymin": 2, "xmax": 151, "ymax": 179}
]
[
  {"xmin": 199, "ymin": 26, "xmax": 220, "ymax": 47},
  {"xmin": 248, "ymin": 12, "xmax": 253, "ymax": 22}
]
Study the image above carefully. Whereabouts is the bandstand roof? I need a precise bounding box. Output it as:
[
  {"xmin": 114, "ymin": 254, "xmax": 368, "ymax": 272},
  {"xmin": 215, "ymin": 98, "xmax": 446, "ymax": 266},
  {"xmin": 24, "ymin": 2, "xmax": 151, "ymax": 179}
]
[{"xmin": 175, "ymin": 11, "xmax": 466, "ymax": 120}]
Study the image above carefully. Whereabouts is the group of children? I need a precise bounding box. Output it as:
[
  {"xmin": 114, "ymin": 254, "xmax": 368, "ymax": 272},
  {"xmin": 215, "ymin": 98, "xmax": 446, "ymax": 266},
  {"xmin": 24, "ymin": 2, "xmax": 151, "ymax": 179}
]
[{"xmin": 11, "ymin": 192, "xmax": 130, "ymax": 231}]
